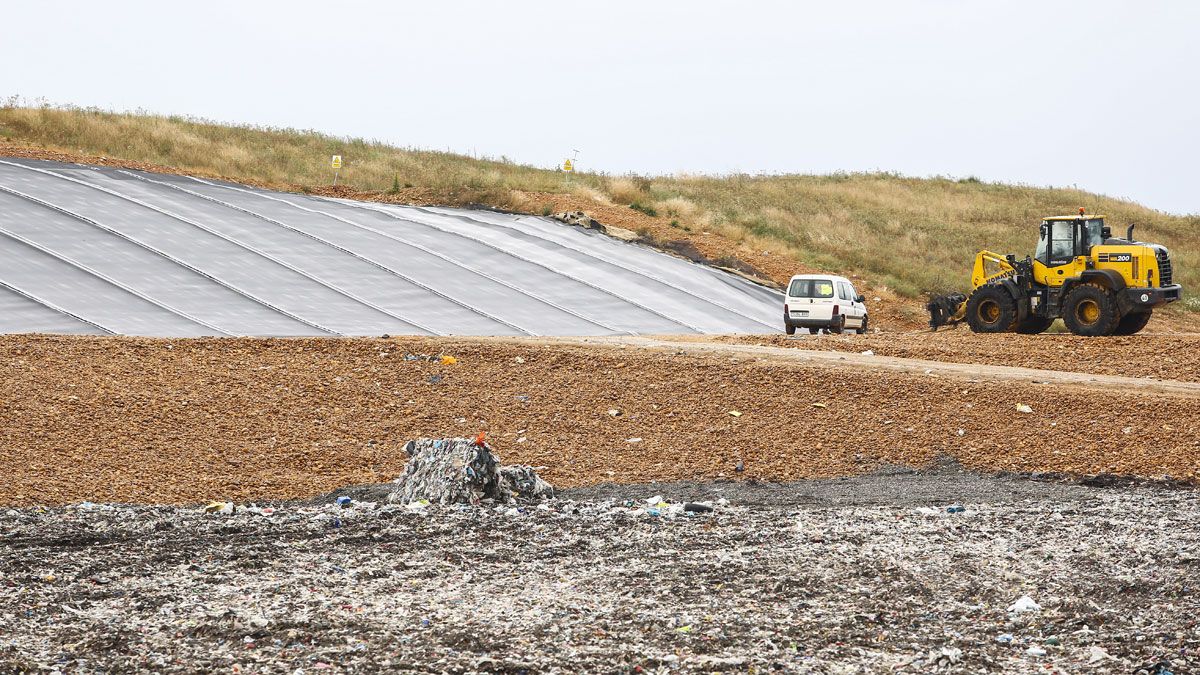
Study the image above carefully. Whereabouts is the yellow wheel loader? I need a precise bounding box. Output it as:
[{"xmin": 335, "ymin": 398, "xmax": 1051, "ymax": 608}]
[{"xmin": 928, "ymin": 209, "xmax": 1182, "ymax": 336}]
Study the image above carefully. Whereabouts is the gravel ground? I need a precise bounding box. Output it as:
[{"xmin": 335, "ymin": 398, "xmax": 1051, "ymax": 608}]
[
  {"xmin": 3, "ymin": 335, "xmax": 1200, "ymax": 506},
  {"xmin": 2, "ymin": 473, "xmax": 1197, "ymax": 674},
  {"xmin": 732, "ymin": 331, "xmax": 1200, "ymax": 383}
]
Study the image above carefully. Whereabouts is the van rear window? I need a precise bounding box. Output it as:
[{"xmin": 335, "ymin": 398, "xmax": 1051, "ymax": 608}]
[{"xmin": 788, "ymin": 279, "xmax": 834, "ymax": 298}]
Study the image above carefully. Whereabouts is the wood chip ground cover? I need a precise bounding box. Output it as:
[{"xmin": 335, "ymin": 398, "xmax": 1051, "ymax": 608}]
[{"xmin": 2, "ymin": 335, "xmax": 1199, "ymax": 506}]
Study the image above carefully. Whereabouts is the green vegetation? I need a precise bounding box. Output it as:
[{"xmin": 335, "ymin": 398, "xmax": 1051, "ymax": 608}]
[{"xmin": 1, "ymin": 103, "xmax": 1195, "ymax": 306}]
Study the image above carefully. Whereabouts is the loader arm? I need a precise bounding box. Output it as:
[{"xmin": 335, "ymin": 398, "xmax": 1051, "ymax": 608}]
[{"xmin": 971, "ymin": 250, "xmax": 1017, "ymax": 289}]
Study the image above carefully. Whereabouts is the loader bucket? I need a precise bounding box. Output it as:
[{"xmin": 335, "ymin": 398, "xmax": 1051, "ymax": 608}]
[{"xmin": 927, "ymin": 293, "xmax": 967, "ymax": 330}]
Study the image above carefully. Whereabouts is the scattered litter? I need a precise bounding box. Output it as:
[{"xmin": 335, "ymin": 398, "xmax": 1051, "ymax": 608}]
[
  {"xmin": 204, "ymin": 501, "xmax": 234, "ymax": 515},
  {"xmin": 607, "ymin": 408, "xmax": 621, "ymax": 417},
  {"xmin": 1026, "ymin": 646, "xmax": 1047, "ymax": 657},
  {"xmin": 514, "ymin": 356, "xmax": 526, "ymax": 364},
  {"xmin": 1088, "ymin": 646, "xmax": 1115, "ymax": 663},
  {"xmin": 861, "ymin": 350, "xmax": 874, "ymax": 356},
  {"xmin": 727, "ymin": 410, "xmax": 742, "ymax": 417},
  {"xmin": 946, "ymin": 504, "xmax": 965, "ymax": 513},
  {"xmin": 627, "ymin": 437, "xmax": 643, "ymax": 444},
  {"xmin": 1015, "ymin": 403, "xmax": 1033, "ymax": 414},
  {"xmin": 812, "ymin": 402, "xmax": 827, "ymax": 408},
  {"xmin": 336, "ymin": 496, "xmax": 353, "ymax": 508},
  {"xmin": 1007, "ymin": 595, "xmax": 1041, "ymax": 613}
]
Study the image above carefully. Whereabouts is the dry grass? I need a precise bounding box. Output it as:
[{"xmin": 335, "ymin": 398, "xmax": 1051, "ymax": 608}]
[{"xmin": 1, "ymin": 103, "xmax": 1196, "ymax": 308}]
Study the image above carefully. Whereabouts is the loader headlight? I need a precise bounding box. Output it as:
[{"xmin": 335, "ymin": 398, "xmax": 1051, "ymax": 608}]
[{"xmin": 1141, "ymin": 293, "xmax": 1150, "ymax": 302}]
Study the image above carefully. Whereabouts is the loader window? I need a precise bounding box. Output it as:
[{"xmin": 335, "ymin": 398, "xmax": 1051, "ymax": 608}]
[
  {"xmin": 1082, "ymin": 219, "xmax": 1104, "ymax": 251},
  {"xmin": 1037, "ymin": 221, "xmax": 1077, "ymax": 263},
  {"xmin": 788, "ymin": 279, "xmax": 834, "ymax": 298}
]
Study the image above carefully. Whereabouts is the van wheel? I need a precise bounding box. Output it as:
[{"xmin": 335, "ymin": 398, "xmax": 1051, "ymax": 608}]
[
  {"xmin": 856, "ymin": 316, "xmax": 869, "ymax": 334},
  {"xmin": 808, "ymin": 327, "xmax": 820, "ymax": 334},
  {"xmin": 829, "ymin": 316, "xmax": 845, "ymax": 334},
  {"xmin": 785, "ymin": 323, "xmax": 796, "ymax": 335},
  {"xmin": 1063, "ymin": 283, "xmax": 1120, "ymax": 336}
]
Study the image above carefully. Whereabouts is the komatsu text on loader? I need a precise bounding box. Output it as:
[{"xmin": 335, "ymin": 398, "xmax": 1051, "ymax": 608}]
[{"xmin": 928, "ymin": 209, "xmax": 1182, "ymax": 336}]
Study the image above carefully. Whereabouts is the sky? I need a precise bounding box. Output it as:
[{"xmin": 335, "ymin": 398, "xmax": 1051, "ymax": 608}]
[{"xmin": 3, "ymin": 0, "xmax": 1198, "ymax": 214}]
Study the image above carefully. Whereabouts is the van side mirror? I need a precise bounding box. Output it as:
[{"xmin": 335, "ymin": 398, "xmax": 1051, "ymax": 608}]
[{"xmin": 856, "ymin": 295, "xmax": 866, "ymax": 303}]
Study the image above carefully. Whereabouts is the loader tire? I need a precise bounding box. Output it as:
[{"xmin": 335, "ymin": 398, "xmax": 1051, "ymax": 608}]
[
  {"xmin": 1063, "ymin": 283, "xmax": 1120, "ymax": 337},
  {"xmin": 965, "ymin": 285, "xmax": 1016, "ymax": 333},
  {"xmin": 1015, "ymin": 316, "xmax": 1054, "ymax": 334},
  {"xmin": 1112, "ymin": 310, "xmax": 1152, "ymax": 336}
]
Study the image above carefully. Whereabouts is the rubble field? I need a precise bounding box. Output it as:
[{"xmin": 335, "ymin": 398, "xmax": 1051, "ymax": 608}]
[
  {"xmin": 3, "ymin": 334, "xmax": 1200, "ymax": 506},
  {"xmin": 2, "ymin": 471, "xmax": 1197, "ymax": 673},
  {"xmin": 729, "ymin": 331, "xmax": 1200, "ymax": 383}
]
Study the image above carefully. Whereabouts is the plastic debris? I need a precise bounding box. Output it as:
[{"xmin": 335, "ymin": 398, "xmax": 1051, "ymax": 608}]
[
  {"xmin": 812, "ymin": 402, "xmax": 827, "ymax": 408},
  {"xmin": 861, "ymin": 350, "xmax": 874, "ymax": 356},
  {"xmin": 1089, "ymin": 646, "xmax": 1115, "ymax": 663},
  {"xmin": 336, "ymin": 496, "xmax": 353, "ymax": 508},
  {"xmin": 498, "ymin": 465, "xmax": 555, "ymax": 502},
  {"xmin": 204, "ymin": 501, "xmax": 234, "ymax": 515},
  {"xmin": 388, "ymin": 437, "xmax": 553, "ymax": 505},
  {"xmin": 1007, "ymin": 595, "xmax": 1041, "ymax": 613},
  {"xmin": 728, "ymin": 410, "xmax": 742, "ymax": 417},
  {"xmin": 626, "ymin": 437, "xmax": 643, "ymax": 444},
  {"xmin": 1015, "ymin": 403, "xmax": 1033, "ymax": 414},
  {"xmin": 1026, "ymin": 646, "xmax": 1047, "ymax": 657},
  {"xmin": 946, "ymin": 504, "xmax": 965, "ymax": 513}
]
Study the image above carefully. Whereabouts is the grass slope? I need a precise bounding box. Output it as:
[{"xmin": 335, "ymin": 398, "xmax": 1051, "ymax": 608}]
[{"xmin": 1, "ymin": 104, "xmax": 1195, "ymax": 313}]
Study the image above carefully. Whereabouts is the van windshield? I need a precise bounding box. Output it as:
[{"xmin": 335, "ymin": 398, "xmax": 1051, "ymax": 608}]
[{"xmin": 788, "ymin": 279, "xmax": 834, "ymax": 298}]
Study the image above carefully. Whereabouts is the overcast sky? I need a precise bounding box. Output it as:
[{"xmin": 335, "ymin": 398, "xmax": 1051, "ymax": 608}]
[{"xmin": 3, "ymin": 1, "xmax": 1198, "ymax": 214}]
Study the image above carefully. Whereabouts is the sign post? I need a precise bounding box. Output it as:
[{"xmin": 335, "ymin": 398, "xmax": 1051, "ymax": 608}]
[{"xmin": 331, "ymin": 155, "xmax": 343, "ymax": 185}]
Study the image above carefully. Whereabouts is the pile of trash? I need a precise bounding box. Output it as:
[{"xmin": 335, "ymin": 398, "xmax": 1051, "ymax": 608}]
[{"xmin": 389, "ymin": 436, "xmax": 554, "ymax": 505}]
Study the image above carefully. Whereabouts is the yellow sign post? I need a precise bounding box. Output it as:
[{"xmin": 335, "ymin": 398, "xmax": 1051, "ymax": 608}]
[
  {"xmin": 562, "ymin": 159, "xmax": 573, "ymax": 173},
  {"xmin": 331, "ymin": 155, "xmax": 343, "ymax": 185}
]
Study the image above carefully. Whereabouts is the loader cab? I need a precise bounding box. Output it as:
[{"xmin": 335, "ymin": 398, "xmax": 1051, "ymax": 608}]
[{"xmin": 1035, "ymin": 216, "xmax": 1105, "ymax": 267}]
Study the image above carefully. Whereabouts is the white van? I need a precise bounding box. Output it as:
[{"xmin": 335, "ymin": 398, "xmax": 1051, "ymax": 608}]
[{"xmin": 784, "ymin": 274, "xmax": 868, "ymax": 334}]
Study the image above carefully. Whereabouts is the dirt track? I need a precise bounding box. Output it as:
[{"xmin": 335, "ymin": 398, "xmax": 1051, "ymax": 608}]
[
  {"xmin": 728, "ymin": 330, "xmax": 1200, "ymax": 384},
  {"xmin": 2, "ymin": 334, "xmax": 1199, "ymax": 506}
]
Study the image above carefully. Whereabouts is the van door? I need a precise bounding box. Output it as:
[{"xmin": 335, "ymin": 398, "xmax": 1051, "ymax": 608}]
[
  {"xmin": 837, "ymin": 282, "xmax": 860, "ymax": 327},
  {"xmin": 847, "ymin": 282, "xmax": 865, "ymax": 327}
]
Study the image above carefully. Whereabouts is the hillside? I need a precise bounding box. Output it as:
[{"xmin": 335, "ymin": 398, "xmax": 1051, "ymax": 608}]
[{"xmin": 2, "ymin": 104, "xmax": 1196, "ymax": 327}]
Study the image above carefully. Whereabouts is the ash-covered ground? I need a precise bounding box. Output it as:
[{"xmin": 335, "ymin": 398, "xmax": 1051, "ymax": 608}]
[{"xmin": 2, "ymin": 472, "xmax": 1197, "ymax": 674}]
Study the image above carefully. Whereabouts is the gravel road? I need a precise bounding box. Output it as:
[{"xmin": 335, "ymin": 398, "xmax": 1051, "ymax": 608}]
[
  {"xmin": 732, "ymin": 331, "xmax": 1200, "ymax": 383},
  {"xmin": 2, "ymin": 473, "xmax": 1196, "ymax": 674}
]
